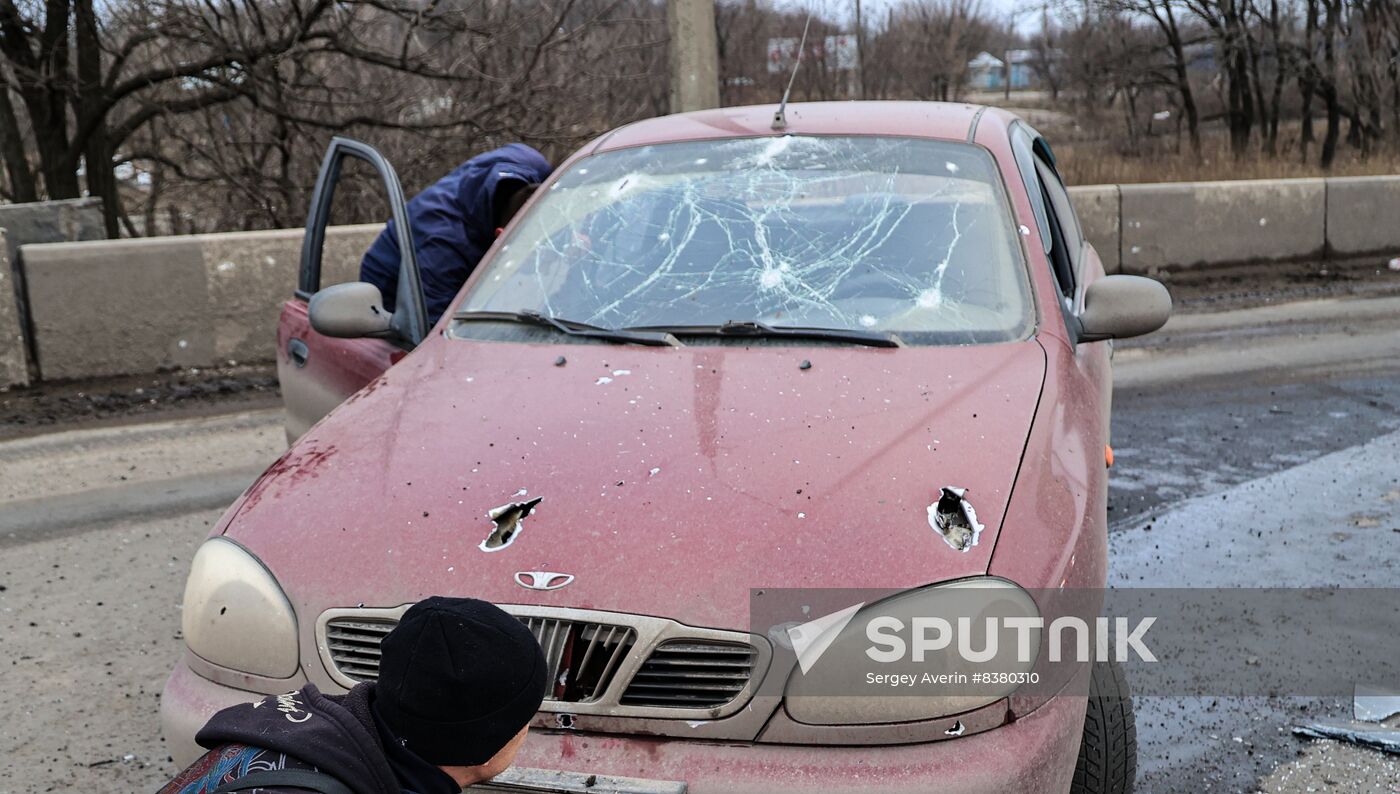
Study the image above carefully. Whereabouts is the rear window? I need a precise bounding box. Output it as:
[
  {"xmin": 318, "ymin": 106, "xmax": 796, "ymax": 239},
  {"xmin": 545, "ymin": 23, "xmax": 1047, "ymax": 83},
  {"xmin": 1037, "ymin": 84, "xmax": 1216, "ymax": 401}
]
[{"xmin": 458, "ymin": 135, "xmax": 1032, "ymax": 345}]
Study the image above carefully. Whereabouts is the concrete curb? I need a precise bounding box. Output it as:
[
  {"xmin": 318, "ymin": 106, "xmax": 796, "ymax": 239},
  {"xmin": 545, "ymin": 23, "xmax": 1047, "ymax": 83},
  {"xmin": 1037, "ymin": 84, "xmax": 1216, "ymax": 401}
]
[
  {"xmin": 0, "ymin": 467, "xmax": 265, "ymax": 547},
  {"xmin": 0, "ymin": 407, "xmax": 283, "ymax": 544}
]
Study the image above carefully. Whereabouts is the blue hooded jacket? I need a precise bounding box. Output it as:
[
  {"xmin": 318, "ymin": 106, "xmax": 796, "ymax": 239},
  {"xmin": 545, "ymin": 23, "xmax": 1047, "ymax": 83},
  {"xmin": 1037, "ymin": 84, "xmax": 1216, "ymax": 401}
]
[{"xmin": 359, "ymin": 143, "xmax": 553, "ymax": 326}]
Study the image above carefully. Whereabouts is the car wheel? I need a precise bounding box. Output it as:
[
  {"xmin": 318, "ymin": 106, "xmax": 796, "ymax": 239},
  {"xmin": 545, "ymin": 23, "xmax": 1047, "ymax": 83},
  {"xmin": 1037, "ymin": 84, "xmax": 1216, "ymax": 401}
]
[{"xmin": 1071, "ymin": 660, "xmax": 1137, "ymax": 794}]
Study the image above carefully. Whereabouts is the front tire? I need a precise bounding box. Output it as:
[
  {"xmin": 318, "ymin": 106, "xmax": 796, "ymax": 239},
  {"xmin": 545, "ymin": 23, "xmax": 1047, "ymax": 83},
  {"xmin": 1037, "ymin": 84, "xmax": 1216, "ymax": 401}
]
[{"xmin": 1071, "ymin": 660, "xmax": 1137, "ymax": 794}]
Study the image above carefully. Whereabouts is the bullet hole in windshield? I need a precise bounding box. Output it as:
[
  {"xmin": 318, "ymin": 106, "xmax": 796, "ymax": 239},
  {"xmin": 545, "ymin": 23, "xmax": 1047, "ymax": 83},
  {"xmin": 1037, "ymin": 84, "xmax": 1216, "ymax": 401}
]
[
  {"xmin": 928, "ymin": 486, "xmax": 985, "ymax": 552},
  {"xmin": 479, "ymin": 496, "xmax": 543, "ymax": 552}
]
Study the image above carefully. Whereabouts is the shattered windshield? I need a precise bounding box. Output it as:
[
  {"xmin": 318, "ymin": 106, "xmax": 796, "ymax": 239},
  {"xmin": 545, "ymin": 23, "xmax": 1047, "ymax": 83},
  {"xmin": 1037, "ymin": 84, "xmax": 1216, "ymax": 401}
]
[{"xmin": 456, "ymin": 135, "xmax": 1032, "ymax": 345}]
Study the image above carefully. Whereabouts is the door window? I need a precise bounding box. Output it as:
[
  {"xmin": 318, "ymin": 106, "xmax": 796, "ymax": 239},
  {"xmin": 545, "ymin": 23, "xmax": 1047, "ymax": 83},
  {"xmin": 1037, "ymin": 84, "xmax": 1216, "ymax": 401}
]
[{"xmin": 1034, "ymin": 157, "xmax": 1079, "ymax": 301}]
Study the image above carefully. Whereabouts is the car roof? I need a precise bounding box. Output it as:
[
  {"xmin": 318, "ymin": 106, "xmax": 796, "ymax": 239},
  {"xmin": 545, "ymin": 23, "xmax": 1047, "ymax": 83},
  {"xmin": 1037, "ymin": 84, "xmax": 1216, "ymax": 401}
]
[{"xmin": 588, "ymin": 101, "xmax": 1016, "ymax": 154}]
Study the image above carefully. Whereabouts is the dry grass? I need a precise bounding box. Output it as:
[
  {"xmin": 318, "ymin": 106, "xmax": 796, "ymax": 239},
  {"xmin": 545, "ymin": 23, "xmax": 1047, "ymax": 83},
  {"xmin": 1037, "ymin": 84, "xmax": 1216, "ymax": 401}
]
[
  {"xmin": 1054, "ymin": 121, "xmax": 1400, "ymax": 186},
  {"xmin": 944, "ymin": 91, "xmax": 1400, "ymax": 185}
]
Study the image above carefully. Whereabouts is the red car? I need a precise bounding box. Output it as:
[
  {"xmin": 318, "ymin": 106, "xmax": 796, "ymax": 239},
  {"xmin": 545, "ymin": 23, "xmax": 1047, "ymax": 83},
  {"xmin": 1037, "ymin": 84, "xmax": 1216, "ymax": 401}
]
[{"xmin": 163, "ymin": 102, "xmax": 1169, "ymax": 793}]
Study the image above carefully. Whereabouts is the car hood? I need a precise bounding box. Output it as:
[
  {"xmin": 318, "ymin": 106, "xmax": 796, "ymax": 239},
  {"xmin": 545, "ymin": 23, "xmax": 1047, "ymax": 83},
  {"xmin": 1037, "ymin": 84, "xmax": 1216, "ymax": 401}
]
[{"xmin": 226, "ymin": 336, "xmax": 1046, "ymax": 631}]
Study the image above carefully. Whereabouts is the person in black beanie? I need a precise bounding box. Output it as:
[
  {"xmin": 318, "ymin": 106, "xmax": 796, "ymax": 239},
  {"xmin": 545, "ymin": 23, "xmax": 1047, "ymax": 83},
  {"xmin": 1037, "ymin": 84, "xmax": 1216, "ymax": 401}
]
[{"xmin": 158, "ymin": 597, "xmax": 548, "ymax": 794}]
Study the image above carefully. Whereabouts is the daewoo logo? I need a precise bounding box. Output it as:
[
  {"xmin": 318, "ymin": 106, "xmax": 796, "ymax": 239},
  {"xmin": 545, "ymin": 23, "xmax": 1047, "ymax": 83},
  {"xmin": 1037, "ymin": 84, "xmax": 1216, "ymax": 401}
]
[{"xmin": 514, "ymin": 571, "xmax": 575, "ymax": 591}]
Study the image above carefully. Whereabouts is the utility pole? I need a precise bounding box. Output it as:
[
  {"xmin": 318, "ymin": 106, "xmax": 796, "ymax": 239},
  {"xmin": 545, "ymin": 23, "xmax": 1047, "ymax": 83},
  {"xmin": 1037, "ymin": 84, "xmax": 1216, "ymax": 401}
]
[
  {"xmin": 854, "ymin": 0, "xmax": 865, "ymax": 99},
  {"xmin": 1003, "ymin": 48, "xmax": 1011, "ymax": 102},
  {"xmin": 1003, "ymin": 15, "xmax": 1017, "ymax": 102},
  {"xmin": 667, "ymin": 0, "xmax": 721, "ymax": 113}
]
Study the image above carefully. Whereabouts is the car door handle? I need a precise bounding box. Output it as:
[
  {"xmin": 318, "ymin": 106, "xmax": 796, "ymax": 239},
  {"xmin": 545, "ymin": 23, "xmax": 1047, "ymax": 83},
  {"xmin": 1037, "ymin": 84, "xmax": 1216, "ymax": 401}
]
[{"xmin": 287, "ymin": 338, "xmax": 310, "ymax": 368}]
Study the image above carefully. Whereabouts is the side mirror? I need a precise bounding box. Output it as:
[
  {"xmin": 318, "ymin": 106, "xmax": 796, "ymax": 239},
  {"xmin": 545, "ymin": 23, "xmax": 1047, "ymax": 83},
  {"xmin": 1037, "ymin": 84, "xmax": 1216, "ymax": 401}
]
[
  {"xmin": 309, "ymin": 282, "xmax": 395, "ymax": 339},
  {"xmin": 1078, "ymin": 275, "xmax": 1172, "ymax": 342}
]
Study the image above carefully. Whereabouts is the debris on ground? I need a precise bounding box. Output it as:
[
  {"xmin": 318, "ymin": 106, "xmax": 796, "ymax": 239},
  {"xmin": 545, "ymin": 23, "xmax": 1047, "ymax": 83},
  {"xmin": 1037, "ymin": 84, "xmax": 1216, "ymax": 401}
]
[
  {"xmin": 1355, "ymin": 684, "xmax": 1400, "ymax": 723},
  {"xmin": 1292, "ymin": 683, "xmax": 1400, "ymax": 755},
  {"xmin": 1292, "ymin": 721, "xmax": 1400, "ymax": 755}
]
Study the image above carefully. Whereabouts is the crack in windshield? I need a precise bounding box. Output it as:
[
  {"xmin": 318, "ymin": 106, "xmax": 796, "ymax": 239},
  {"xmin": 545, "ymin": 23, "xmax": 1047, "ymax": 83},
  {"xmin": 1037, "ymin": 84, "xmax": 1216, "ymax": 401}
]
[{"xmin": 458, "ymin": 135, "xmax": 1032, "ymax": 346}]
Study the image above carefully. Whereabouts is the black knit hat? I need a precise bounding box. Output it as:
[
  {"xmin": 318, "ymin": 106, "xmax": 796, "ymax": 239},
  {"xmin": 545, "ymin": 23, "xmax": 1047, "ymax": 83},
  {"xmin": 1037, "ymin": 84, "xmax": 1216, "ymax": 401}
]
[{"xmin": 374, "ymin": 597, "xmax": 547, "ymax": 766}]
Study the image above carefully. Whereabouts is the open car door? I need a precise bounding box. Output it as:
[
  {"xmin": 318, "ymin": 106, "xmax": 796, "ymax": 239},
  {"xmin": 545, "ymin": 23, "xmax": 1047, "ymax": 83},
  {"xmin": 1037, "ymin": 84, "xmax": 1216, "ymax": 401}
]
[{"xmin": 276, "ymin": 137, "xmax": 428, "ymax": 442}]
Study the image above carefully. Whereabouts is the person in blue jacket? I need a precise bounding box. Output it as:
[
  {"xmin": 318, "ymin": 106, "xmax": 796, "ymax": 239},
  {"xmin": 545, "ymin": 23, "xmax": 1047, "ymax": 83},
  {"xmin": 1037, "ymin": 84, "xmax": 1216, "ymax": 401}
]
[{"xmin": 360, "ymin": 143, "xmax": 553, "ymax": 326}]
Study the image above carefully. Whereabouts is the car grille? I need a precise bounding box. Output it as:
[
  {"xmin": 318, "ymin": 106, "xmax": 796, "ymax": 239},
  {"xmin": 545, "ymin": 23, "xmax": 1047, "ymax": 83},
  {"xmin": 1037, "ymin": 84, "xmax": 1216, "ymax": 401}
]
[
  {"xmin": 522, "ymin": 616, "xmax": 634, "ymax": 703},
  {"xmin": 324, "ymin": 618, "xmax": 392, "ymax": 682},
  {"xmin": 324, "ymin": 615, "xmax": 635, "ymax": 704},
  {"xmin": 620, "ymin": 640, "xmax": 757, "ymax": 708},
  {"xmin": 318, "ymin": 606, "xmax": 767, "ymax": 719}
]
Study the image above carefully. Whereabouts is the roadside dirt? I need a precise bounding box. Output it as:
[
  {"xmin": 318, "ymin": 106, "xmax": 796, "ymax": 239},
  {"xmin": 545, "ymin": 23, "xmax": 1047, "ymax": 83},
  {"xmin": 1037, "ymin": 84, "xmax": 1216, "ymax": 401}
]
[
  {"xmin": 1151, "ymin": 256, "xmax": 1400, "ymax": 313},
  {"xmin": 0, "ymin": 363, "xmax": 280, "ymax": 442}
]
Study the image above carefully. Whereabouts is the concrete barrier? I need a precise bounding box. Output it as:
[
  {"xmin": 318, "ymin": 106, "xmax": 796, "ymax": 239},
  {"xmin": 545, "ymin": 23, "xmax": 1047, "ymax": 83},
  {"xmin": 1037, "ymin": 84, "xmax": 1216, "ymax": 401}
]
[
  {"xmin": 0, "ymin": 198, "xmax": 105, "ymax": 265},
  {"xmin": 0, "ymin": 230, "xmax": 28, "ymax": 388},
  {"xmin": 1068, "ymin": 185, "xmax": 1121, "ymax": 274},
  {"xmin": 23, "ymin": 224, "xmax": 381, "ymax": 380},
  {"xmin": 1325, "ymin": 176, "xmax": 1400, "ymax": 258},
  {"xmin": 4, "ymin": 172, "xmax": 1400, "ymax": 383},
  {"xmin": 0, "ymin": 198, "xmax": 107, "ymax": 387},
  {"xmin": 1120, "ymin": 179, "xmax": 1327, "ymax": 274}
]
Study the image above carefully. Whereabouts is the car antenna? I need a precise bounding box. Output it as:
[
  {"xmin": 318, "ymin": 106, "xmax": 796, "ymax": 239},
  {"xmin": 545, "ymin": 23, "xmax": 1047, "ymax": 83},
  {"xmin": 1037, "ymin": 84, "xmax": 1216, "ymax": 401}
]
[{"xmin": 772, "ymin": 11, "xmax": 813, "ymax": 131}]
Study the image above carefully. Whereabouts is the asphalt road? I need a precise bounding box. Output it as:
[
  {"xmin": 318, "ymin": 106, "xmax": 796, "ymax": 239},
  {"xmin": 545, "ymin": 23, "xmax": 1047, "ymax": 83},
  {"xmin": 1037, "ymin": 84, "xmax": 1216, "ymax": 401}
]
[
  {"xmin": 3, "ymin": 272, "xmax": 1400, "ymax": 792},
  {"xmin": 1109, "ymin": 291, "xmax": 1400, "ymax": 531},
  {"xmin": 1107, "ymin": 284, "xmax": 1400, "ymax": 792}
]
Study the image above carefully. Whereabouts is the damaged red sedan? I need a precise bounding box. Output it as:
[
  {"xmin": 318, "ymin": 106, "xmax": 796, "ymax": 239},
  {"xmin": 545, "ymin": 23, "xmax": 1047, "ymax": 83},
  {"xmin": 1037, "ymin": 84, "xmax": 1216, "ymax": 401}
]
[{"xmin": 162, "ymin": 102, "xmax": 1170, "ymax": 793}]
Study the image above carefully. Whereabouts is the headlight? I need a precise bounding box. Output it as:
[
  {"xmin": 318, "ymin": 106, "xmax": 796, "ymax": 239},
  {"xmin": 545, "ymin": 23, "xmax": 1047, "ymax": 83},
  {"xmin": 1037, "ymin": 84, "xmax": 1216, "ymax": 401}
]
[
  {"xmin": 783, "ymin": 578, "xmax": 1039, "ymax": 725},
  {"xmin": 181, "ymin": 538, "xmax": 299, "ymax": 678}
]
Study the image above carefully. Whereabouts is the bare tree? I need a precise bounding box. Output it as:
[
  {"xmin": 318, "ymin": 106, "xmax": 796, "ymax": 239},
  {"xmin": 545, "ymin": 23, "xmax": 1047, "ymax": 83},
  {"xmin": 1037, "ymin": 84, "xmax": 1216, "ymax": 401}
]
[
  {"xmin": 0, "ymin": 0, "xmax": 340, "ymax": 233},
  {"xmin": 12, "ymin": 0, "xmax": 1400, "ymax": 226},
  {"xmin": 1, "ymin": 0, "xmax": 668, "ymax": 234},
  {"xmin": 1105, "ymin": 0, "xmax": 1205, "ymax": 154},
  {"xmin": 877, "ymin": 0, "xmax": 992, "ymax": 101}
]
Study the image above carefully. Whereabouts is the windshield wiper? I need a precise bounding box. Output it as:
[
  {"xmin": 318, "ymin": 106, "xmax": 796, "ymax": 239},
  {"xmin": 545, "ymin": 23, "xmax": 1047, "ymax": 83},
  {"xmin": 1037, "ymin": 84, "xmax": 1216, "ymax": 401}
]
[
  {"xmin": 629, "ymin": 320, "xmax": 904, "ymax": 348},
  {"xmin": 453, "ymin": 310, "xmax": 682, "ymax": 347}
]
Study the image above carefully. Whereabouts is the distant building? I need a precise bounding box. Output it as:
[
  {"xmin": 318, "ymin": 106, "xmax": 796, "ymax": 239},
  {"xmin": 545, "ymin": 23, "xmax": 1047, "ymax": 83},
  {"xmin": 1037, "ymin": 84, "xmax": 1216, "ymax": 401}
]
[{"xmin": 967, "ymin": 50, "xmax": 1042, "ymax": 91}]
